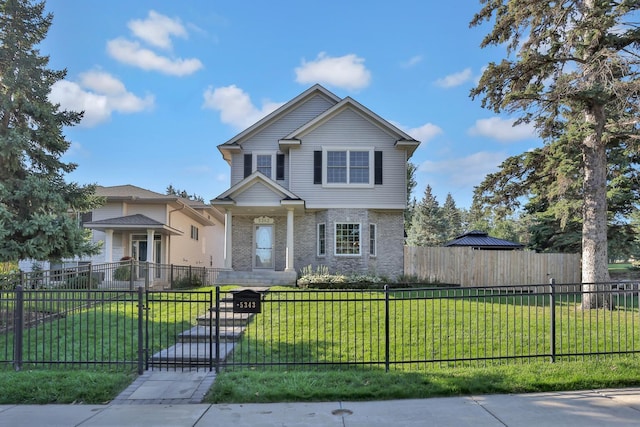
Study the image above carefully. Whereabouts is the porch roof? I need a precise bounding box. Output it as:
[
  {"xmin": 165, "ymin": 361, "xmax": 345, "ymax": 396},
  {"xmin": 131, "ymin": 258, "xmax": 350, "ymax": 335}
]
[{"xmin": 83, "ymin": 214, "xmax": 183, "ymax": 235}]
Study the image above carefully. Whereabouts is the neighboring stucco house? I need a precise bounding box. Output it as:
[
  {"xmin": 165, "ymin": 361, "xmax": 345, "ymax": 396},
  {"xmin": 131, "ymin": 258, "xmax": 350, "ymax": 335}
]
[
  {"xmin": 83, "ymin": 185, "xmax": 225, "ymax": 268},
  {"xmin": 19, "ymin": 185, "xmax": 225, "ymax": 284},
  {"xmin": 212, "ymin": 84, "xmax": 420, "ymax": 285}
]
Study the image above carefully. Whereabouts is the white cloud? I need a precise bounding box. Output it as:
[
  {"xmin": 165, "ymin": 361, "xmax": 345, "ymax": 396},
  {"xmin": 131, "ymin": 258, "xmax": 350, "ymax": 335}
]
[
  {"xmin": 401, "ymin": 55, "xmax": 423, "ymax": 68},
  {"xmin": 128, "ymin": 10, "xmax": 187, "ymax": 50},
  {"xmin": 435, "ymin": 68, "xmax": 473, "ymax": 88},
  {"xmin": 419, "ymin": 151, "xmax": 507, "ymax": 187},
  {"xmin": 468, "ymin": 117, "xmax": 537, "ymax": 142},
  {"xmin": 202, "ymin": 85, "xmax": 284, "ymax": 130},
  {"xmin": 107, "ymin": 38, "xmax": 203, "ymax": 76},
  {"xmin": 295, "ymin": 52, "xmax": 371, "ymax": 91},
  {"xmin": 49, "ymin": 71, "xmax": 154, "ymax": 127},
  {"xmin": 404, "ymin": 123, "xmax": 443, "ymax": 142}
]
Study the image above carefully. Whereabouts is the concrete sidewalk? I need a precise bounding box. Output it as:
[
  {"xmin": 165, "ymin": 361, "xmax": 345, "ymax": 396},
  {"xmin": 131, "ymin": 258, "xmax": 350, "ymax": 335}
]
[{"xmin": 2, "ymin": 388, "xmax": 640, "ymax": 426}]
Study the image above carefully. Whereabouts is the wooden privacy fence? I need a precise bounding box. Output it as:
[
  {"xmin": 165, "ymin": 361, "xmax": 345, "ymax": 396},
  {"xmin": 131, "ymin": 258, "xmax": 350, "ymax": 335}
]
[{"xmin": 404, "ymin": 246, "xmax": 581, "ymax": 286}]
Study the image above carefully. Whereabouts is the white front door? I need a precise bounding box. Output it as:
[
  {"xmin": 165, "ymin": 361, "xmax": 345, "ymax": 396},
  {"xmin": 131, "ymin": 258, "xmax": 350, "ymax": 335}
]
[{"xmin": 254, "ymin": 224, "xmax": 274, "ymax": 269}]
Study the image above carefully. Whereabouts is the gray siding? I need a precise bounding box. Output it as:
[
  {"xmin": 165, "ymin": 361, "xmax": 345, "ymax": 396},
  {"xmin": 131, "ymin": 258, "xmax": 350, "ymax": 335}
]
[
  {"xmin": 290, "ymin": 109, "xmax": 407, "ymax": 209},
  {"xmin": 229, "ymin": 94, "xmax": 335, "ymax": 187},
  {"xmin": 234, "ymin": 182, "xmax": 284, "ymax": 206}
]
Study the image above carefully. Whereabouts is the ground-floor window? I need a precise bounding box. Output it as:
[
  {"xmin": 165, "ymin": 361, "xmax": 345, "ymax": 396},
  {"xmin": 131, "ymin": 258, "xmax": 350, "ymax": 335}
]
[
  {"xmin": 317, "ymin": 223, "xmax": 326, "ymax": 256},
  {"xmin": 335, "ymin": 223, "xmax": 361, "ymax": 255},
  {"xmin": 369, "ymin": 223, "xmax": 377, "ymax": 257}
]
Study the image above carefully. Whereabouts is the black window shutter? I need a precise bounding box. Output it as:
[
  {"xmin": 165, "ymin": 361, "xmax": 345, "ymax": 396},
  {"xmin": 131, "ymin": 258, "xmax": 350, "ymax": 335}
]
[
  {"xmin": 374, "ymin": 151, "xmax": 383, "ymax": 185},
  {"xmin": 276, "ymin": 154, "xmax": 285, "ymax": 180},
  {"xmin": 313, "ymin": 151, "xmax": 322, "ymax": 184},
  {"xmin": 244, "ymin": 154, "xmax": 252, "ymax": 178}
]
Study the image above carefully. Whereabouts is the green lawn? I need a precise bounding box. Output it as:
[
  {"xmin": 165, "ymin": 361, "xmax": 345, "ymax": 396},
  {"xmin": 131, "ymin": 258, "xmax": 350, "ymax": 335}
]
[{"xmin": 206, "ymin": 358, "xmax": 640, "ymax": 403}]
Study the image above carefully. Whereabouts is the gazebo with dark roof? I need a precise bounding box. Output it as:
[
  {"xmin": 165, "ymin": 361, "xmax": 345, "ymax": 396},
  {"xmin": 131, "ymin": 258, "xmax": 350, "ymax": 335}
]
[{"xmin": 444, "ymin": 230, "xmax": 524, "ymax": 250}]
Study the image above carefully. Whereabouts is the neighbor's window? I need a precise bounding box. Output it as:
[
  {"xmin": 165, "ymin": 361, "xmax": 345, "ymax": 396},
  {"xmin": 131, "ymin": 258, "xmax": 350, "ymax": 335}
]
[
  {"xmin": 369, "ymin": 223, "xmax": 377, "ymax": 256},
  {"xmin": 317, "ymin": 223, "xmax": 326, "ymax": 256},
  {"xmin": 190, "ymin": 225, "xmax": 199, "ymax": 241},
  {"xmin": 335, "ymin": 223, "xmax": 360, "ymax": 255}
]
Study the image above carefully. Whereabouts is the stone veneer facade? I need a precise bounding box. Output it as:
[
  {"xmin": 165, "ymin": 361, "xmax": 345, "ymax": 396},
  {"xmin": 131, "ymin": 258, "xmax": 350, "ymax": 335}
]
[{"xmin": 231, "ymin": 208, "xmax": 404, "ymax": 279}]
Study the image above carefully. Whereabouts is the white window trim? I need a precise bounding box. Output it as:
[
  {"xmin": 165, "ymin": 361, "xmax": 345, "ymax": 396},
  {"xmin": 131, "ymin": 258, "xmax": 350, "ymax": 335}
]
[
  {"xmin": 369, "ymin": 223, "xmax": 377, "ymax": 257},
  {"xmin": 317, "ymin": 223, "xmax": 326, "ymax": 257},
  {"xmin": 253, "ymin": 151, "xmax": 276, "ymax": 179},
  {"xmin": 322, "ymin": 147, "xmax": 374, "ymax": 188},
  {"xmin": 334, "ymin": 222, "xmax": 362, "ymax": 257}
]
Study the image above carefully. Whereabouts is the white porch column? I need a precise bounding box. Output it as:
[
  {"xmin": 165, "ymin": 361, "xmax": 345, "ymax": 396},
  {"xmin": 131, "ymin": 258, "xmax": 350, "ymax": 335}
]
[
  {"xmin": 224, "ymin": 209, "xmax": 233, "ymax": 269},
  {"xmin": 104, "ymin": 229, "xmax": 114, "ymax": 263},
  {"xmin": 147, "ymin": 229, "xmax": 155, "ymax": 282},
  {"xmin": 285, "ymin": 207, "xmax": 294, "ymax": 272}
]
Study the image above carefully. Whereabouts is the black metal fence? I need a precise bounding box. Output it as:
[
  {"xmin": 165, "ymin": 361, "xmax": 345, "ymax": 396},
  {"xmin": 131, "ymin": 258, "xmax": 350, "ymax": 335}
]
[
  {"xmin": 1, "ymin": 286, "xmax": 213, "ymax": 373},
  {"xmin": 222, "ymin": 282, "xmax": 640, "ymax": 370},
  {"xmin": 1, "ymin": 280, "xmax": 639, "ymax": 374},
  {"xmin": 0, "ymin": 261, "xmax": 223, "ymax": 291}
]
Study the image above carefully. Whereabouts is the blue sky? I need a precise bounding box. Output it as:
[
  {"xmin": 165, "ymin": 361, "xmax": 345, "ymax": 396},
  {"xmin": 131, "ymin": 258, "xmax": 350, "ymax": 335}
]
[{"xmin": 42, "ymin": 0, "xmax": 541, "ymax": 209}]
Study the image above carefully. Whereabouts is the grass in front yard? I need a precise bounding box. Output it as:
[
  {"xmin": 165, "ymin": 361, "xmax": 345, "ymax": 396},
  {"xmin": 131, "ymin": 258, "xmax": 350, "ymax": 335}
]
[
  {"xmin": 206, "ymin": 358, "xmax": 640, "ymax": 403},
  {"xmin": 0, "ymin": 368, "xmax": 134, "ymax": 404}
]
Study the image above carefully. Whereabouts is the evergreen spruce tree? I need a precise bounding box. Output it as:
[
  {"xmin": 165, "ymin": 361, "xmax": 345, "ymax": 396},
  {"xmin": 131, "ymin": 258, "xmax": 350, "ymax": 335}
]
[
  {"xmin": 406, "ymin": 185, "xmax": 445, "ymax": 246},
  {"xmin": 0, "ymin": 0, "xmax": 100, "ymax": 262},
  {"xmin": 441, "ymin": 193, "xmax": 463, "ymax": 242},
  {"xmin": 471, "ymin": 1, "xmax": 640, "ymax": 308}
]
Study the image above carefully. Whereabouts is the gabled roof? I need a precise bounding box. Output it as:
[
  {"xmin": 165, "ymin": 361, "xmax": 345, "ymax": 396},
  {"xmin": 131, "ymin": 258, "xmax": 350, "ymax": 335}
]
[
  {"xmin": 213, "ymin": 171, "xmax": 301, "ymax": 202},
  {"xmin": 84, "ymin": 214, "xmax": 183, "ymax": 235},
  {"xmin": 444, "ymin": 230, "xmax": 524, "ymax": 250},
  {"xmin": 95, "ymin": 185, "xmax": 169, "ymax": 199},
  {"xmin": 280, "ymin": 96, "xmax": 420, "ymax": 157},
  {"xmin": 217, "ymin": 84, "xmax": 341, "ymax": 162}
]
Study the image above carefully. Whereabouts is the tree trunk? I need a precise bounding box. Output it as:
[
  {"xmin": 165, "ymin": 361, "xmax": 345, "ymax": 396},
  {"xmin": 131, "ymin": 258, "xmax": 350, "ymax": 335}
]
[{"xmin": 581, "ymin": 104, "xmax": 611, "ymax": 309}]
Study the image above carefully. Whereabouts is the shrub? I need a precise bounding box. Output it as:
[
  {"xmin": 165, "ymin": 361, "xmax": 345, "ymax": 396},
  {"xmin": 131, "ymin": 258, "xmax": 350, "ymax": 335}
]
[
  {"xmin": 113, "ymin": 265, "xmax": 131, "ymax": 281},
  {"xmin": 172, "ymin": 275, "xmax": 204, "ymax": 289},
  {"xmin": 66, "ymin": 274, "xmax": 97, "ymax": 289}
]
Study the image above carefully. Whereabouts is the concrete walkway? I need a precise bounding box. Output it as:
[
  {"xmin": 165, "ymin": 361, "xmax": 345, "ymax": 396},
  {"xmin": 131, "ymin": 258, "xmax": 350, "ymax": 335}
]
[
  {"xmin": 2, "ymin": 388, "xmax": 640, "ymax": 426},
  {"xmin": 110, "ymin": 369, "xmax": 218, "ymax": 405}
]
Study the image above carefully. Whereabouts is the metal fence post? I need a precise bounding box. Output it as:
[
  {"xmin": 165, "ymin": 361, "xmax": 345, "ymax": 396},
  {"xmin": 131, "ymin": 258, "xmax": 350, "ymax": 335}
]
[
  {"xmin": 13, "ymin": 285, "xmax": 24, "ymax": 371},
  {"xmin": 129, "ymin": 258, "xmax": 135, "ymax": 290},
  {"xmin": 214, "ymin": 287, "xmax": 220, "ymax": 373},
  {"xmin": 549, "ymin": 278, "xmax": 556, "ymax": 363},
  {"xmin": 145, "ymin": 261, "xmax": 150, "ymax": 290},
  {"xmin": 137, "ymin": 286, "xmax": 145, "ymax": 375},
  {"xmin": 384, "ymin": 284, "xmax": 390, "ymax": 372}
]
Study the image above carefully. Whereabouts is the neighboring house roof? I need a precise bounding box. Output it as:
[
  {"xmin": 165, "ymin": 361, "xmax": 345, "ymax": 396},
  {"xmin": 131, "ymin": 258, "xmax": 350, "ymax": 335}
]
[
  {"xmin": 84, "ymin": 214, "xmax": 183, "ymax": 235},
  {"xmin": 444, "ymin": 230, "xmax": 524, "ymax": 250},
  {"xmin": 94, "ymin": 184, "xmax": 222, "ymax": 225}
]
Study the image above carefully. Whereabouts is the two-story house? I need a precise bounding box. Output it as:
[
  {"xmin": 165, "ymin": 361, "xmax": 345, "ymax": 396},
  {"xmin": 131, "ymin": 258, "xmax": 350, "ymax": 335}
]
[
  {"xmin": 19, "ymin": 185, "xmax": 225, "ymax": 286},
  {"xmin": 83, "ymin": 185, "xmax": 225, "ymax": 270},
  {"xmin": 212, "ymin": 85, "xmax": 420, "ymax": 285}
]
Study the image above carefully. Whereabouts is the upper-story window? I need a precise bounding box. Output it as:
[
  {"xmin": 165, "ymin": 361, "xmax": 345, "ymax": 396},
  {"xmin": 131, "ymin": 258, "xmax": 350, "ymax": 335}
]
[
  {"xmin": 244, "ymin": 153, "xmax": 285, "ymax": 180},
  {"xmin": 315, "ymin": 147, "xmax": 381, "ymax": 187},
  {"xmin": 256, "ymin": 154, "xmax": 272, "ymax": 177},
  {"xmin": 327, "ymin": 150, "xmax": 370, "ymax": 184}
]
